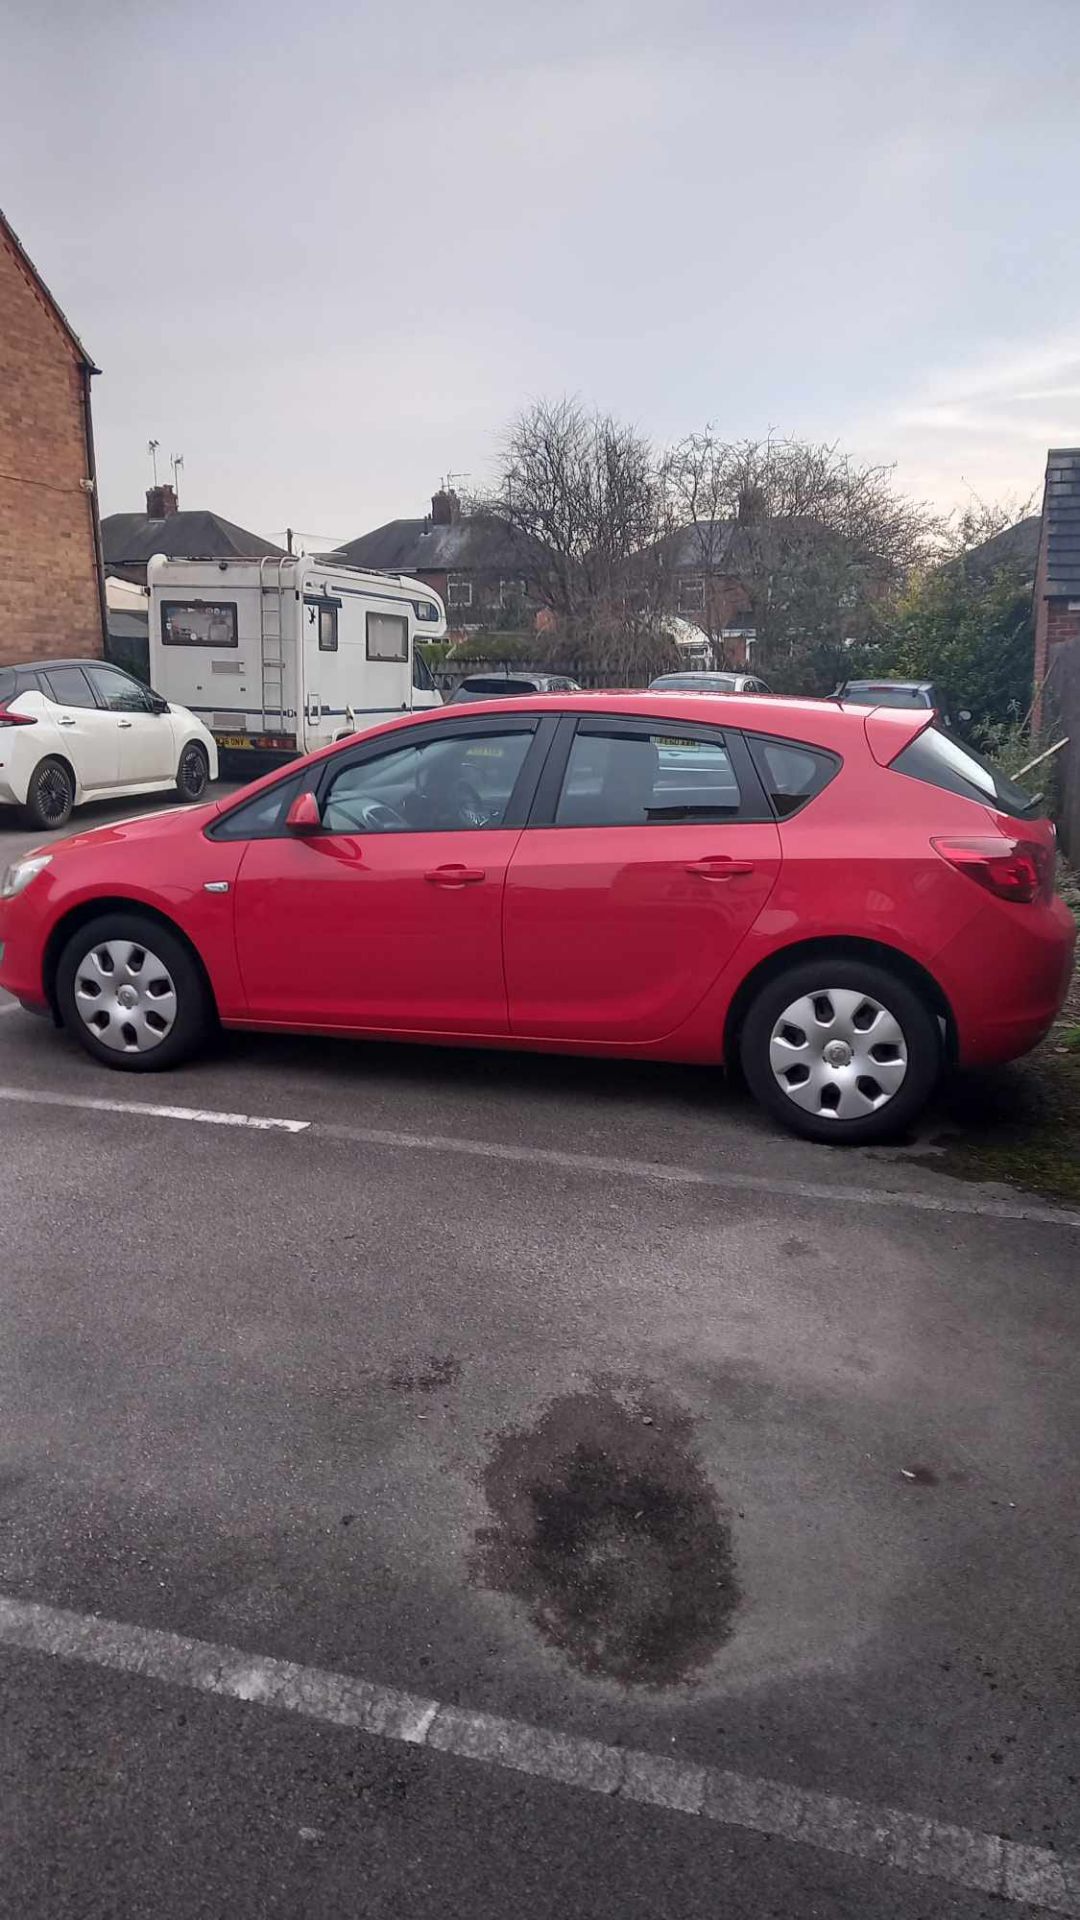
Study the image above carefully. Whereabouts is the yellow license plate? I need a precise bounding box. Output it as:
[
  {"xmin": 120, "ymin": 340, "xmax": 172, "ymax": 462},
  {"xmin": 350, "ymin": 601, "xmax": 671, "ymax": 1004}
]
[{"xmin": 215, "ymin": 735, "xmax": 252, "ymax": 748}]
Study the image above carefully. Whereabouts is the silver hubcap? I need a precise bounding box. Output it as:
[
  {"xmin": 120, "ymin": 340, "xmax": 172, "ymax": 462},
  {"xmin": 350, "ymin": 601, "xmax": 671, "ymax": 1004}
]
[
  {"xmin": 73, "ymin": 939, "xmax": 178, "ymax": 1054},
  {"xmin": 769, "ymin": 988, "xmax": 908, "ymax": 1121}
]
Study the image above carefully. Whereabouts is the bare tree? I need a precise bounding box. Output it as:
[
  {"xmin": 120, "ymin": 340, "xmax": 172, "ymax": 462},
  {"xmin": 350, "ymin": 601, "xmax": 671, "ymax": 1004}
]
[
  {"xmin": 665, "ymin": 432, "xmax": 939, "ymax": 683},
  {"xmin": 477, "ymin": 399, "xmax": 678, "ymax": 677}
]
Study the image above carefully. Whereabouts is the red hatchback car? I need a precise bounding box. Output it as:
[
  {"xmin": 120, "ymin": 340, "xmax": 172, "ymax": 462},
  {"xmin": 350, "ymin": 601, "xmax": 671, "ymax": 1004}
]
[{"xmin": 0, "ymin": 694, "xmax": 1073, "ymax": 1144}]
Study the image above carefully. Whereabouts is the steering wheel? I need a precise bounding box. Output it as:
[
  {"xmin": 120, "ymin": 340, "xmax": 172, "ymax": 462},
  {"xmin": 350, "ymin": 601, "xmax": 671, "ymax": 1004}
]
[
  {"xmin": 356, "ymin": 798, "xmax": 409, "ymax": 831},
  {"xmin": 450, "ymin": 780, "xmax": 489, "ymax": 828}
]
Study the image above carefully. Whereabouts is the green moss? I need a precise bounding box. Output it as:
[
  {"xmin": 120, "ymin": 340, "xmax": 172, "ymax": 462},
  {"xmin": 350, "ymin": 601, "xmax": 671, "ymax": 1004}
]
[{"xmin": 930, "ymin": 1048, "xmax": 1080, "ymax": 1206}]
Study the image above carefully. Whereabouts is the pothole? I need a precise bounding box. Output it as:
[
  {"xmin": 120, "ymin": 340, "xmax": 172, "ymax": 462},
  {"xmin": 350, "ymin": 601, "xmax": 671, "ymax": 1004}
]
[{"xmin": 472, "ymin": 1386, "xmax": 738, "ymax": 1687}]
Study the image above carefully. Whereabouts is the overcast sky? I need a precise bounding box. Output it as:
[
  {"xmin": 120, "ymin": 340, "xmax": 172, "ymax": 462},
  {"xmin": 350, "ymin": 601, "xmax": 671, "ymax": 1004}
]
[{"xmin": 3, "ymin": 0, "xmax": 1078, "ymax": 545}]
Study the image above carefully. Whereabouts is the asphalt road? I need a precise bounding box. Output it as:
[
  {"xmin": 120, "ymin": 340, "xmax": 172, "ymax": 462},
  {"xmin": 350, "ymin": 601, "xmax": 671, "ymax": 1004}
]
[{"xmin": 1, "ymin": 789, "xmax": 1078, "ymax": 1918}]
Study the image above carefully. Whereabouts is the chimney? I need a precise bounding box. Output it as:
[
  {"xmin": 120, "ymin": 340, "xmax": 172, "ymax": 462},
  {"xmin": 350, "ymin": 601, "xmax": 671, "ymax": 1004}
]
[
  {"xmin": 146, "ymin": 483, "xmax": 179, "ymax": 519},
  {"xmin": 431, "ymin": 487, "xmax": 460, "ymax": 526}
]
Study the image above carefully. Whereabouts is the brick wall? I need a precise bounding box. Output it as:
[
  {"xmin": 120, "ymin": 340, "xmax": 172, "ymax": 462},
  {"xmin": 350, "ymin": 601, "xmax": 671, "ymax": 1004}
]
[{"xmin": 0, "ymin": 228, "xmax": 103, "ymax": 667}]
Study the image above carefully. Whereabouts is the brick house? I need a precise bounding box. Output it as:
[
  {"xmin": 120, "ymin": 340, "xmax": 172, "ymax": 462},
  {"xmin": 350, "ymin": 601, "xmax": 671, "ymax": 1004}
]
[
  {"xmin": 0, "ymin": 208, "xmax": 106, "ymax": 668},
  {"xmin": 338, "ymin": 489, "xmax": 538, "ymax": 633},
  {"xmin": 101, "ymin": 485, "xmax": 284, "ymax": 588},
  {"xmin": 1033, "ymin": 448, "xmax": 1080, "ymax": 728}
]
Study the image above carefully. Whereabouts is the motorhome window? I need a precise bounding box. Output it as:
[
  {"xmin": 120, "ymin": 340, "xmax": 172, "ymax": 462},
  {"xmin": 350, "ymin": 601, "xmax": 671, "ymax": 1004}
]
[
  {"xmin": 161, "ymin": 601, "xmax": 238, "ymax": 648},
  {"xmin": 413, "ymin": 648, "xmax": 437, "ymax": 692},
  {"xmin": 414, "ymin": 600, "xmax": 441, "ymax": 624},
  {"xmin": 318, "ymin": 605, "xmax": 338, "ymax": 652},
  {"xmin": 366, "ymin": 610, "xmax": 408, "ymax": 662}
]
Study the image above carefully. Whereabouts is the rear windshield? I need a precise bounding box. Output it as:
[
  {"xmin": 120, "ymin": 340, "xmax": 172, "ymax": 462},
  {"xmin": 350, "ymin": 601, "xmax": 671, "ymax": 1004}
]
[
  {"xmin": 457, "ymin": 677, "xmax": 538, "ymax": 697},
  {"xmin": 891, "ymin": 725, "xmax": 1043, "ymax": 819},
  {"xmin": 847, "ymin": 684, "xmax": 931, "ymax": 709},
  {"xmin": 651, "ymin": 674, "xmax": 739, "ymax": 692}
]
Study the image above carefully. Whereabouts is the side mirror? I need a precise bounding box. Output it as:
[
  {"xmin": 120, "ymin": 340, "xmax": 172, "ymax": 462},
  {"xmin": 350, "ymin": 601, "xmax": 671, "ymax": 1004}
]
[
  {"xmin": 149, "ymin": 693, "xmax": 169, "ymax": 714},
  {"xmin": 285, "ymin": 791, "xmax": 322, "ymax": 834}
]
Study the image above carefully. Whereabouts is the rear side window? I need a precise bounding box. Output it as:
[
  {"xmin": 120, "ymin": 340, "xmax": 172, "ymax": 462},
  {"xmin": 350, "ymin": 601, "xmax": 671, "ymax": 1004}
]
[
  {"xmin": 555, "ymin": 727, "xmax": 743, "ymax": 826},
  {"xmin": 42, "ymin": 666, "xmax": 97, "ymax": 708},
  {"xmin": 747, "ymin": 735, "xmax": 840, "ymax": 817},
  {"xmin": 209, "ymin": 773, "xmax": 304, "ymax": 840},
  {"xmin": 891, "ymin": 725, "xmax": 1042, "ymax": 819}
]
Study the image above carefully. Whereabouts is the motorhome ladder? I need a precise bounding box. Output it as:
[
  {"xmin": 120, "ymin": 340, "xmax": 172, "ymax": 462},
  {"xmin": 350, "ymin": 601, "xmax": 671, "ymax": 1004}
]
[{"xmin": 259, "ymin": 556, "xmax": 291, "ymax": 732}]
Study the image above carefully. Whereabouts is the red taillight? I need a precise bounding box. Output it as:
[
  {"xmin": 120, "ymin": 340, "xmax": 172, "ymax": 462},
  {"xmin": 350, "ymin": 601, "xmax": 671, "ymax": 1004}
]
[
  {"xmin": 932, "ymin": 835, "xmax": 1055, "ymax": 904},
  {"xmin": 0, "ymin": 703, "xmax": 36, "ymax": 727}
]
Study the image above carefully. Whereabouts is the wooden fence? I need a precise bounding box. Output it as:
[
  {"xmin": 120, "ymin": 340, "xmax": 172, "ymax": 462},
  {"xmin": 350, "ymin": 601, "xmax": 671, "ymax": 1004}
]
[{"xmin": 1047, "ymin": 637, "xmax": 1080, "ymax": 866}]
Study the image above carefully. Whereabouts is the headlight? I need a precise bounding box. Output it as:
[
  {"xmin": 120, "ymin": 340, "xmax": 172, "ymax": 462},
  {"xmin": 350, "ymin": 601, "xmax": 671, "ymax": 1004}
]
[{"xmin": 0, "ymin": 853, "xmax": 53, "ymax": 900}]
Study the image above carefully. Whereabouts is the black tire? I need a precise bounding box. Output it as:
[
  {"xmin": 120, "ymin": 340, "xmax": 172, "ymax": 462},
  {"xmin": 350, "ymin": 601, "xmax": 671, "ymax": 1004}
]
[
  {"xmin": 23, "ymin": 757, "xmax": 75, "ymax": 831},
  {"xmin": 176, "ymin": 741, "xmax": 210, "ymax": 802},
  {"xmin": 739, "ymin": 957, "xmax": 941, "ymax": 1145},
  {"xmin": 56, "ymin": 912, "xmax": 212, "ymax": 1072}
]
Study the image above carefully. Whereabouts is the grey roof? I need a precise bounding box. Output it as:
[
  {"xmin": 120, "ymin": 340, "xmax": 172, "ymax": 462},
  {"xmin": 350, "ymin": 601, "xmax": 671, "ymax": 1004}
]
[
  {"xmin": 106, "ymin": 609, "xmax": 149, "ymax": 640},
  {"xmin": 101, "ymin": 510, "xmax": 284, "ymax": 567},
  {"xmin": 336, "ymin": 515, "xmax": 535, "ymax": 573},
  {"xmin": 963, "ymin": 514, "xmax": 1041, "ymax": 581},
  {"xmin": 0, "ymin": 206, "xmax": 98, "ymax": 371},
  {"xmin": 660, "ymin": 521, "xmax": 737, "ymax": 570},
  {"xmin": 1041, "ymin": 449, "xmax": 1080, "ymax": 598}
]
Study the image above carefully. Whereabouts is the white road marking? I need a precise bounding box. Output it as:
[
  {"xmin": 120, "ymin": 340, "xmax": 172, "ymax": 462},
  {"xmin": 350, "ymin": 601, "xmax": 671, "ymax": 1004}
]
[
  {"xmin": 0, "ymin": 1086, "xmax": 309, "ymax": 1133},
  {"xmin": 0, "ymin": 1592, "xmax": 1075, "ymax": 1913},
  {"xmin": 0, "ymin": 1081, "xmax": 1074, "ymax": 1225}
]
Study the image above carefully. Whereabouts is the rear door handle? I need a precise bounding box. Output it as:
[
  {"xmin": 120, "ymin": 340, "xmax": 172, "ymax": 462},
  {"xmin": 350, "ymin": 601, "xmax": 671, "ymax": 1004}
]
[
  {"xmin": 424, "ymin": 864, "xmax": 486, "ymax": 887},
  {"xmin": 685, "ymin": 856, "xmax": 756, "ymax": 879},
  {"xmin": 118, "ymin": 719, "xmax": 133, "ymax": 728},
  {"xmin": 58, "ymin": 715, "xmax": 77, "ymax": 727}
]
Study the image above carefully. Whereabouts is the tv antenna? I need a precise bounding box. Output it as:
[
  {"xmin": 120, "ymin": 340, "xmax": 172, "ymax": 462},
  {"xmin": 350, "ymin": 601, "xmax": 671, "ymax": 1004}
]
[
  {"xmin": 147, "ymin": 439, "xmax": 160, "ymax": 486},
  {"xmin": 171, "ymin": 453, "xmax": 184, "ymax": 498}
]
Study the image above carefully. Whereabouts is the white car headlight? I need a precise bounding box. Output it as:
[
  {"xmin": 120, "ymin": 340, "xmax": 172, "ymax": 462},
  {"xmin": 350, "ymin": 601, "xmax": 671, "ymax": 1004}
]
[{"xmin": 0, "ymin": 853, "xmax": 53, "ymax": 900}]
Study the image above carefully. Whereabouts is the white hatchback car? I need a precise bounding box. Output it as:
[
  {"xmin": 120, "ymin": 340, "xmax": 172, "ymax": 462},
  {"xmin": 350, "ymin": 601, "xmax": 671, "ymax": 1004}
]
[{"xmin": 0, "ymin": 658, "xmax": 218, "ymax": 830}]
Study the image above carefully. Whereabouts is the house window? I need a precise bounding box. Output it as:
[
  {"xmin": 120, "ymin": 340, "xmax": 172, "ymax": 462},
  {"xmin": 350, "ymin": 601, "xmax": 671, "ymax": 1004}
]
[
  {"xmin": 447, "ymin": 575, "xmax": 473, "ymax": 609},
  {"xmin": 678, "ymin": 575, "xmax": 705, "ymax": 614},
  {"xmin": 366, "ymin": 609, "xmax": 409, "ymax": 662},
  {"xmin": 161, "ymin": 600, "xmax": 238, "ymax": 647},
  {"xmin": 499, "ymin": 578, "xmax": 527, "ymax": 609}
]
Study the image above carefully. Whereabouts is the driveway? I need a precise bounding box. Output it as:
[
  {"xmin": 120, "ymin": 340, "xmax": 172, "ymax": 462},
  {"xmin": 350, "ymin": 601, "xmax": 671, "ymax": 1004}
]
[{"xmin": 0, "ymin": 794, "xmax": 1078, "ymax": 1917}]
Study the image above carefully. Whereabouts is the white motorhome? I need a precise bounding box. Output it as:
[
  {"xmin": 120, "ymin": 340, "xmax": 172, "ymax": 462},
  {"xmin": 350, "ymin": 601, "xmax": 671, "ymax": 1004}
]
[{"xmin": 147, "ymin": 553, "xmax": 445, "ymax": 766}]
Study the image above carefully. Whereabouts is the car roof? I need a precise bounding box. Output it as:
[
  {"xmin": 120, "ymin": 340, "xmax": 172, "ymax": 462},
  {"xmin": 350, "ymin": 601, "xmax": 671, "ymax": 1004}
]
[
  {"xmin": 3, "ymin": 658, "xmax": 129, "ymax": 675},
  {"xmin": 411, "ymin": 689, "xmax": 928, "ymax": 751}
]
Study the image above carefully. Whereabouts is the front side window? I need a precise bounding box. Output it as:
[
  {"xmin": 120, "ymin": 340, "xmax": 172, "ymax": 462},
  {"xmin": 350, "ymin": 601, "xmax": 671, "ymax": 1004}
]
[
  {"xmin": 85, "ymin": 664, "xmax": 153, "ymax": 713},
  {"xmin": 556, "ymin": 726, "xmax": 742, "ymax": 827},
  {"xmin": 412, "ymin": 648, "xmax": 436, "ymax": 692},
  {"xmin": 366, "ymin": 610, "xmax": 408, "ymax": 662},
  {"xmin": 210, "ymin": 773, "xmax": 304, "ymax": 841},
  {"xmin": 42, "ymin": 666, "xmax": 96, "ymax": 709},
  {"xmin": 747, "ymin": 735, "xmax": 840, "ymax": 818},
  {"xmin": 321, "ymin": 728, "xmax": 535, "ymax": 833},
  {"xmin": 447, "ymin": 575, "xmax": 473, "ymax": 609},
  {"xmin": 161, "ymin": 601, "xmax": 238, "ymax": 648}
]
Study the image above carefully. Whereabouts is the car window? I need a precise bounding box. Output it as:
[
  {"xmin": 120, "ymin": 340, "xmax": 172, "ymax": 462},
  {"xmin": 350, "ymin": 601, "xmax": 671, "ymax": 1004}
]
[
  {"xmin": 455, "ymin": 676, "xmax": 538, "ymax": 699},
  {"xmin": 649, "ymin": 674, "xmax": 738, "ymax": 693},
  {"xmin": 747, "ymin": 735, "xmax": 840, "ymax": 818},
  {"xmin": 84, "ymin": 664, "xmax": 153, "ymax": 713},
  {"xmin": 890, "ymin": 725, "xmax": 1043, "ymax": 819},
  {"xmin": 41, "ymin": 666, "xmax": 97, "ymax": 709},
  {"xmin": 321, "ymin": 728, "xmax": 535, "ymax": 833},
  {"xmin": 555, "ymin": 726, "xmax": 742, "ymax": 826},
  {"xmin": 210, "ymin": 773, "xmax": 304, "ymax": 840},
  {"xmin": 847, "ymin": 685, "xmax": 930, "ymax": 709}
]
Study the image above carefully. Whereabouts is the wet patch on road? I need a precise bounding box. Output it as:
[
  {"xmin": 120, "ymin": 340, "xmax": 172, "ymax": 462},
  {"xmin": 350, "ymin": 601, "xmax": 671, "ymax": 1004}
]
[
  {"xmin": 383, "ymin": 1355, "xmax": 461, "ymax": 1393},
  {"xmin": 473, "ymin": 1385, "xmax": 738, "ymax": 1687}
]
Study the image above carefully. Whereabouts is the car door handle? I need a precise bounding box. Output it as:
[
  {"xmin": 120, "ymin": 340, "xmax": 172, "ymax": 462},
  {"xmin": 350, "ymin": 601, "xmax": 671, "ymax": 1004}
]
[
  {"xmin": 117, "ymin": 718, "xmax": 133, "ymax": 728},
  {"xmin": 58, "ymin": 715, "xmax": 77, "ymax": 726},
  {"xmin": 424, "ymin": 864, "xmax": 486, "ymax": 887},
  {"xmin": 685, "ymin": 857, "xmax": 756, "ymax": 879}
]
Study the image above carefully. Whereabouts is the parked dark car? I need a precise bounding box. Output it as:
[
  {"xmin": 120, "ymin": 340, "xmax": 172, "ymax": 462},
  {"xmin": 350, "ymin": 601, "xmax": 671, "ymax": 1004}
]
[
  {"xmin": 832, "ymin": 680, "xmax": 972, "ymax": 731},
  {"xmin": 449, "ymin": 672, "xmax": 582, "ymax": 703}
]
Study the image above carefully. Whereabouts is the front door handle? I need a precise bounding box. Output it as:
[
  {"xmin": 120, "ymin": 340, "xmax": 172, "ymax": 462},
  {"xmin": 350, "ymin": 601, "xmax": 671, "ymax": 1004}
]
[
  {"xmin": 118, "ymin": 719, "xmax": 133, "ymax": 728},
  {"xmin": 424, "ymin": 864, "xmax": 486, "ymax": 887},
  {"xmin": 685, "ymin": 856, "xmax": 756, "ymax": 879}
]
